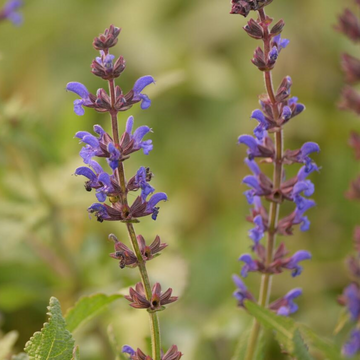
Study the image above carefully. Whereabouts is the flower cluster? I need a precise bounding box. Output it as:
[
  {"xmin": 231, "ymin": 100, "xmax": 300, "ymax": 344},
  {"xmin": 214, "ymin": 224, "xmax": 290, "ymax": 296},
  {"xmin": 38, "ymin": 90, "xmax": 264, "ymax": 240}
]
[
  {"xmin": 336, "ymin": 3, "xmax": 360, "ymax": 356},
  {"xmin": 0, "ymin": 0, "xmax": 23, "ymax": 25},
  {"xmin": 125, "ymin": 282, "xmax": 177, "ymax": 311},
  {"xmin": 67, "ymin": 25, "xmax": 180, "ymax": 359},
  {"xmin": 231, "ymin": 6, "xmax": 319, "ymax": 318},
  {"xmin": 109, "ymin": 233, "xmax": 167, "ymax": 269},
  {"xmin": 73, "ymin": 120, "xmax": 167, "ymax": 222}
]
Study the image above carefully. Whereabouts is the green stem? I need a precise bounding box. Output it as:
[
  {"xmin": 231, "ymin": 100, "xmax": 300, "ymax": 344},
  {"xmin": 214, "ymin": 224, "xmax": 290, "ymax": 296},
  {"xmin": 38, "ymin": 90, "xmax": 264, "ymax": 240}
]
[
  {"xmin": 108, "ymin": 78, "xmax": 162, "ymax": 360},
  {"xmin": 244, "ymin": 8, "xmax": 284, "ymax": 360}
]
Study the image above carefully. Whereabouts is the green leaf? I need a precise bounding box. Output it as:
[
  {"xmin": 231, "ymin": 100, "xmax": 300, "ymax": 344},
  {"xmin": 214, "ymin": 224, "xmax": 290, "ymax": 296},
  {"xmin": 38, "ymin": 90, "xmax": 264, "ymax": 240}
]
[
  {"xmin": 65, "ymin": 293, "xmax": 122, "ymax": 333},
  {"xmin": 299, "ymin": 325, "xmax": 343, "ymax": 360},
  {"xmin": 245, "ymin": 301, "xmax": 296, "ymax": 352},
  {"xmin": 245, "ymin": 301, "xmax": 343, "ymax": 360},
  {"xmin": 293, "ymin": 329, "xmax": 314, "ymax": 360},
  {"xmin": 24, "ymin": 297, "xmax": 75, "ymax": 360},
  {"xmin": 71, "ymin": 346, "xmax": 80, "ymax": 360},
  {"xmin": 0, "ymin": 331, "xmax": 18, "ymax": 360}
]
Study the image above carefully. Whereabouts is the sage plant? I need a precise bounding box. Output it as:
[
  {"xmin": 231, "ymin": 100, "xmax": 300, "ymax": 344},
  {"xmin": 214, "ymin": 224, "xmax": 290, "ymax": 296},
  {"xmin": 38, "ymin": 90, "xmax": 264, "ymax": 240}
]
[
  {"xmin": 336, "ymin": 3, "xmax": 360, "ymax": 356},
  {"xmin": 230, "ymin": 1, "xmax": 319, "ymax": 358},
  {"xmin": 66, "ymin": 26, "xmax": 181, "ymax": 360},
  {"xmin": 0, "ymin": 0, "xmax": 22, "ymax": 25}
]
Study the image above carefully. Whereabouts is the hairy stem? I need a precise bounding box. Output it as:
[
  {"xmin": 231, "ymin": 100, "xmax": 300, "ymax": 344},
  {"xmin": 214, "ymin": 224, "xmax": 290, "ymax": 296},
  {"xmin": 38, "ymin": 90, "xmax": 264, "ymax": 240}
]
[
  {"xmin": 108, "ymin": 79, "xmax": 162, "ymax": 360},
  {"xmin": 244, "ymin": 8, "xmax": 283, "ymax": 360}
]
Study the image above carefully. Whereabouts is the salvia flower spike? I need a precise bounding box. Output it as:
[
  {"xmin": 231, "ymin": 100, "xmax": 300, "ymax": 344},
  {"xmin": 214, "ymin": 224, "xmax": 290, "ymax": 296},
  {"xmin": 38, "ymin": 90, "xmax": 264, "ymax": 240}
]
[
  {"xmin": 230, "ymin": 3, "xmax": 319, "ymax": 359},
  {"xmin": 67, "ymin": 25, "xmax": 180, "ymax": 360},
  {"xmin": 336, "ymin": 2, "xmax": 360, "ymax": 356}
]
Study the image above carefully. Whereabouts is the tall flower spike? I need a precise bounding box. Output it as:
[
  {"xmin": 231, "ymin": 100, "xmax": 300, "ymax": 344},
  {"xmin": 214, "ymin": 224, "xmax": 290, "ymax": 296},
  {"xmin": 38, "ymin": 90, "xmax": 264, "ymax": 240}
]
[
  {"xmin": 67, "ymin": 25, "xmax": 180, "ymax": 359},
  {"xmin": 336, "ymin": 4, "xmax": 360, "ymax": 356},
  {"xmin": 231, "ymin": 3, "xmax": 319, "ymax": 359}
]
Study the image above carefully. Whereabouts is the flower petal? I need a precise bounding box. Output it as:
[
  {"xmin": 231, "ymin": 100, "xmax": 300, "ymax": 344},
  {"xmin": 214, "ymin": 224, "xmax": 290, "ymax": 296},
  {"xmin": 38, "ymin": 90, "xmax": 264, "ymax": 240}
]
[
  {"xmin": 238, "ymin": 135, "xmax": 257, "ymax": 152},
  {"xmin": 75, "ymin": 167, "xmax": 96, "ymax": 180},
  {"xmin": 122, "ymin": 345, "xmax": 136, "ymax": 356},
  {"xmin": 300, "ymin": 142, "xmax": 320, "ymax": 158},
  {"xmin": 66, "ymin": 82, "xmax": 90, "ymax": 99},
  {"xmin": 244, "ymin": 158, "xmax": 260, "ymax": 176},
  {"xmin": 126, "ymin": 116, "xmax": 134, "ymax": 135},
  {"xmin": 147, "ymin": 192, "xmax": 168, "ymax": 210},
  {"xmin": 133, "ymin": 75, "xmax": 155, "ymax": 93},
  {"xmin": 133, "ymin": 126, "xmax": 151, "ymax": 145}
]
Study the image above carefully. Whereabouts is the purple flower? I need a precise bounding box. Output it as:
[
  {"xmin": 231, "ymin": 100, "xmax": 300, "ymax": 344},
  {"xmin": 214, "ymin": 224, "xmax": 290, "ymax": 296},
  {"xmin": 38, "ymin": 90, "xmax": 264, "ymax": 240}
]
[
  {"xmin": 251, "ymin": 109, "xmax": 269, "ymax": 140},
  {"xmin": 244, "ymin": 158, "xmax": 261, "ymax": 176},
  {"xmin": 343, "ymin": 329, "xmax": 360, "ymax": 357},
  {"xmin": 293, "ymin": 197, "xmax": 315, "ymax": 232},
  {"xmin": 122, "ymin": 345, "xmax": 136, "ymax": 356},
  {"xmin": 273, "ymin": 288, "xmax": 302, "ymax": 316},
  {"xmin": 243, "ymin": 175, "xmax": 263, "ymax": 204},
  {"xmin": 145, "ymin": 192, "xmax": 168, "ymax": 220},
  {"xmin": 107, "ymin": 142, "xmax": 121, "ymax": 171},
  {"xmin": 75, "ymin": 131, "xmax": 102, "ymax": 164},
  {"xmin": 66, "ymin": 82, "xmax": 93, "ymax": 116},
  {"xmin": 297, "ymin": 164, "xmax": 319, "ymax": 182},
  {"xmin": 87, "ymin": 203, "xmax": 111, "ymax": 222},
  {"xmin": 132, "ymin": 75, "xmax": 155, "ymax": 110},
  {"xmin": 76, "ymin": 160, "xmax": 115, "ymax": 202},
  {"xmin": 232, "ymin": 274, "xmax": 254, "ymax": 306},
  {"xmin": 248, "ymin": 215, "xmax": 265, "ymax": 244},
  {"xmin": 281, "ymin": 106, "xmax": 292, "ymax": 121},
  {"xmin": 272, "ymin": 34, "xmax": 290, "ymax": 51},
  {"xmin": 239, "ymin": 254, "xmax": 259, "ymax": 277},
  {"xmin": 0, "ymin": 0, "xmax": 23, "ymax": 26},
  {"xmin": 135, "ymin": 167, "xmax": 155, "ymax": 200},
  {"xmin": 343, "ymin": 284, "xmax": 360, "ymax": 321},
  {"xmin": 298, "ymin": 142, "xmax": 320, "ymax": 172},
  {"xmin": 294, "ymin": 197, "xmax": 315, "ymax": 214},
  {"xmin": 292, "ymin": 180, "xmax": 315, "ymax": 213},
  {"xmin": 125, "ymin": 116, "xmax": 153, "ymax": 155},
  {"xmin": 269, "ymin": 46, "xmax": 279, "ymax": 62},
  {"xmin": 293, "ymin": 180, "xmax": 315, "ymax": 198},
  {"xmin": 284, "ymin": 250, "xmax": 312, "ymax": 277},
  {"xmin": 96, "ymin": 50, "xmax": 115, "ymax": 70},
  {"xmin": 238, "ymin": 135, "xmax": 264, "ymax": 159},
  {"xmin": 288, "ymin": 97, "xmax": 306, "ymax": 117}
]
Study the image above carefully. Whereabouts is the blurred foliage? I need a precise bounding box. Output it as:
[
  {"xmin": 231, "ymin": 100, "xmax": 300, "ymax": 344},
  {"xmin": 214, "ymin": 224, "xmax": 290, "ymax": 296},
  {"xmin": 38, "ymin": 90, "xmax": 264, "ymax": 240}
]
[{"xmin": 0, "ymin": 0, "xmax": 358, "ymax": 359}]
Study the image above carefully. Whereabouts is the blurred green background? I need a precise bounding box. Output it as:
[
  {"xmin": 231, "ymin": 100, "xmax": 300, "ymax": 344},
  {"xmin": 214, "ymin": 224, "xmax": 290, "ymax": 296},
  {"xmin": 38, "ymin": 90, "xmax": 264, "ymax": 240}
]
[{"xmin": 0, "ymin": 0, "xmax": 359, "ymax": 358}]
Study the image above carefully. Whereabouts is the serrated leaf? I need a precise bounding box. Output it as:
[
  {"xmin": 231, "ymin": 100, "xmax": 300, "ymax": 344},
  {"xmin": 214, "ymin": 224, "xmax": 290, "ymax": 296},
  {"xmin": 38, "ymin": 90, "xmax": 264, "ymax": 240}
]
[
  {"xmin": 245, "ymin": 301, "xmax": 343, "ymax": 359},
  {"xmin": 11, "ymin": 354, "xmax": 29, "ymax": 360},
  {"xmin": 293, "ymin": 329, "xmax": 314, "ymax": 360},
  {"xmin": 245, "ymin": 301, "xmax": 295, "ymax": 352},
  {"xmin": 299, "ymin": 325, "xmax": 343, "ymax": 360},
  {"xmin": 25, "ymin": 297, "xmax": 75, "ymax": 360},
  {"xmin": 65, "ymin": 293, "xmax": 122, "ymax": 332},
  {"xmin": 71, "ymin": 346, "xmax": 80, "ymax": 360},
  {"xmin": 0, "ymin": 331, "xmax": 18, "ymax": 360}
]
